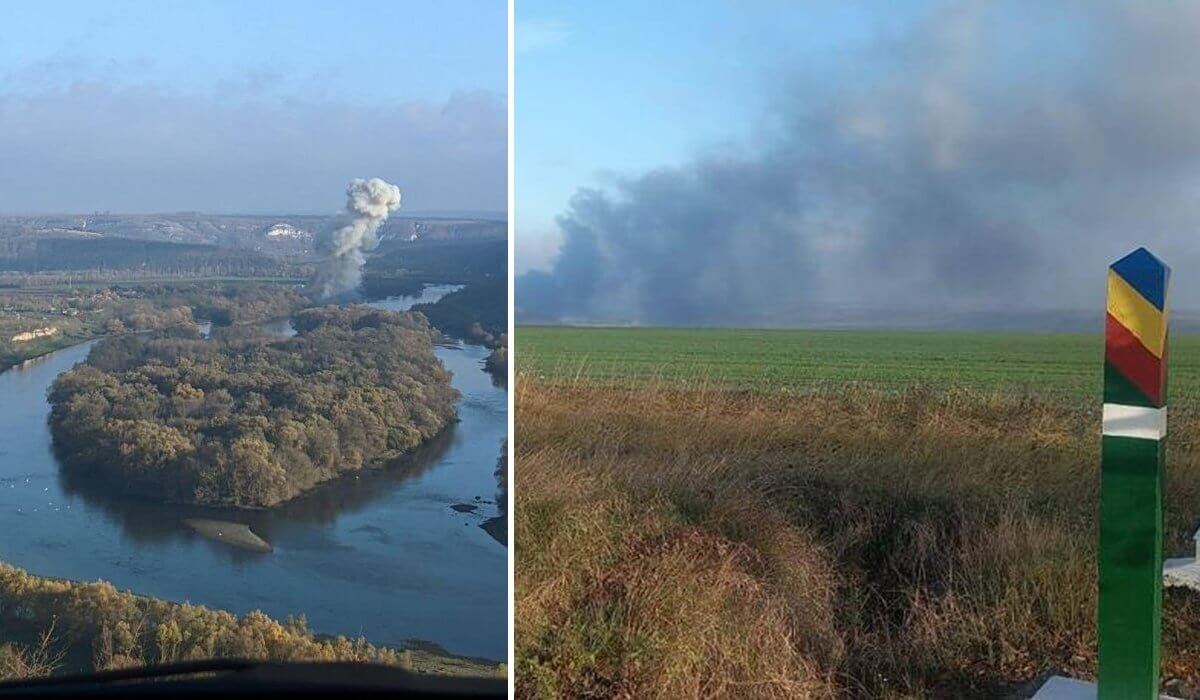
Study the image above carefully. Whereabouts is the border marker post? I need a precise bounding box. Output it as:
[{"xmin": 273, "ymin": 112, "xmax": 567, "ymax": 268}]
[{"xmin": 1098, "ymin": 247, "xmax": 1170, "ymax": 699}]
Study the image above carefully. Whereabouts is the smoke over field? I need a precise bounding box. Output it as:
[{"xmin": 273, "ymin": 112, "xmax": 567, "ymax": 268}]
[
  {"xmin": 519, "ymin": 2, "xmax": 1200, "ymax": 324},
  {"xmin": 313, "ymin": 178, "xmax": 402, "ymax": 299}
]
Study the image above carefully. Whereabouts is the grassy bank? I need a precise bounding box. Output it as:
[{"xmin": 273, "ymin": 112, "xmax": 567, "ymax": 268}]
[
  {"xmin": 0, "ymin": 331, "xmax": 96, "ymax": 374},
  {"xmin": 0, "ymin": 562, "xmax": 503, "ymax": 682},
  {"xmin": 514, "ymin": 376, "xmax": 1200, "ymax": 698}
]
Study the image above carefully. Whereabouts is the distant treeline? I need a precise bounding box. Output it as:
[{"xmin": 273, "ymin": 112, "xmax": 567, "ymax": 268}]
[
  {"xmin": 0, "ymin": 237, "xmax": 289, "ymax": 276},
  {"xmin": 364, "ymin": 238, "xmax": 508, "ymax": 381},
  {"xmin": 141, "ymin": 283, "xmax": 309, "ymax": 326},
  {"xmin": 361, "ymin": 275, "xmax": 425, "ymax": 300},
  {"xmin": 367, "ymin": 238, "xmax": 506, "ymax": 286},
  {"xmin": 49, "ymin": 306, "xmax": 457, "ymax": 507},
  {"xmin": 0, "ymin": 283, "xmax": 308, "ymax": 372},
  {"xmin": 410, "ymin": 279, "xmax": 507, "ymax": 383},
  {"xmin": 412, "ymin": 279, "xmax": 505, "ymax": 345}
]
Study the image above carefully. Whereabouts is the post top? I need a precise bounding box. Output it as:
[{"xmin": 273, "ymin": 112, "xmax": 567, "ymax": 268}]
[{"xmin": 1110, "ymin": 247, "xmax": 1169, "ymax": 310}]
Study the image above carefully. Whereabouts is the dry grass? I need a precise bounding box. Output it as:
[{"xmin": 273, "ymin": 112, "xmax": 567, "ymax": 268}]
[{"xmin": 514, "ymin": 375, "xmax": 1200, "ymax": 698}]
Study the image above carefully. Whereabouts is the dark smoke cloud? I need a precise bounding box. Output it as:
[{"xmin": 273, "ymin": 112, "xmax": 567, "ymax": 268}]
[{"xmin": 518, "ymin": 1, "xmax": 1200, "ymax": 325}]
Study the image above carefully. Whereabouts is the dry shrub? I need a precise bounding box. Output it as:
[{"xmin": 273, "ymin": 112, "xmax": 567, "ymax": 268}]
[
  {"xmin": 0, "ymin": 622, "xmax": 65, "ymax": 681},
  {"xmin": 517, "ymin": 447, "xmax": 841, "ymax": 698}
]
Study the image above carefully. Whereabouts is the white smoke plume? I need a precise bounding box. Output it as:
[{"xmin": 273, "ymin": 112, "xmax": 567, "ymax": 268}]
[{"xmin": 313, "ymin": 177, "xmax": 402, "ymax": 299}]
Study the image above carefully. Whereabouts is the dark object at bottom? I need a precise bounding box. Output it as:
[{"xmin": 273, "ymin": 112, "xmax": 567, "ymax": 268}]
[{"xmin": 0, "ymin": 659, "xmax": 505, "ymax": 698}]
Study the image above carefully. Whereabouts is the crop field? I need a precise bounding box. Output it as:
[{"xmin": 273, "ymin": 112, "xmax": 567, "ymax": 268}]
[{"xmin": 518, "ymin": 325, "xmax": 1200, "ymax": 406}]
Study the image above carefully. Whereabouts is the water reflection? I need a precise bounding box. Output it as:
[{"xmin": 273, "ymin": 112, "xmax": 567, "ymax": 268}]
[
  {"xmin": 369, "ymin": 284, "xmax": 465, "ymax": 312},
  {"xmin": 55, "ymin": 426, "xmax": 458, "ymax": 563}
]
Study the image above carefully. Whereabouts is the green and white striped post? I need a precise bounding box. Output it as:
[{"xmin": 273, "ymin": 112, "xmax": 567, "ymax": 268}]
[{"xmin": 1098, "ymin": 247, "xmax": 1170, "ymax": 699}]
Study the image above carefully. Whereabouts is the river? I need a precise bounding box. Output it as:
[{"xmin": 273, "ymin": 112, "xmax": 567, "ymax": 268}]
[{"xmin": 0, "ymin": 284, "xmax": 506, "ymax": 661}]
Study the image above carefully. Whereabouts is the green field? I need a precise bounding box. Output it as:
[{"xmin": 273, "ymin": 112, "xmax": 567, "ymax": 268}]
[{"xmin": 517, "ymin": 325, "xmax": 1200, "ymax": 405}]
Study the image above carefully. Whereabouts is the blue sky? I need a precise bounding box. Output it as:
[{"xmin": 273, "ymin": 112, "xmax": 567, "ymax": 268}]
[
  {"xmin": 0, "ymin": 1, "xmax": 506, "ymax": 214},
  {"xmin": 515, "ymin": 2, "xmax": 927, "ymax": 271}
]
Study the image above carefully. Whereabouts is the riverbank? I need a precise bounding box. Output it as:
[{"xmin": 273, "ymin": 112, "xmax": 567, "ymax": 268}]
[
  {"xmin": 0, "ymin": 562, "xmax": 503, "ymax": 681},
  {"xmin": 0, "ymin": 331, "xmax": 96, "ymax": 373},
  {"xmin": 366, "ymin": 289, "xmax": 506, "ymax": 386},
  {"xmin": 404, "ymin": 281, "xmax": 507, "ymax": 384}
]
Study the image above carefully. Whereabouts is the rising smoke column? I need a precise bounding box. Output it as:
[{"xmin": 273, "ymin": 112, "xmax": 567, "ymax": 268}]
[{"xmin": 313, "ymin": 177, "xmax": 402, "ymax": 299}]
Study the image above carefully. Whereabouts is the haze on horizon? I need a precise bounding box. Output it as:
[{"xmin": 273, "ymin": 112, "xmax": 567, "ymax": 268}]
[
  {"xmin": 0, "ymin": 1, "xmax": 506, "ymax": 216},
  {"xmin": 517, "ymin": 1, "xmax": 1200, "ymax": 326}
]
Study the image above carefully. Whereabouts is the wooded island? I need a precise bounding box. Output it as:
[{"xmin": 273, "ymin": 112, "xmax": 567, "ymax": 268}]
[{"xmin": 48, "ymin": 306, "xmax": 458, "ymax": 507}]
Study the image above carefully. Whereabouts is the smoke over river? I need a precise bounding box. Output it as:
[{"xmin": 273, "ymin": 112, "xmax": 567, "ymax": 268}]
[
  {"xmin": 313, "ymin": 178, "xmax": 402, "ymax": 299},
  {"xmin": 518, "ymin": 2, "xmax": 1200, "ymax": 326}
]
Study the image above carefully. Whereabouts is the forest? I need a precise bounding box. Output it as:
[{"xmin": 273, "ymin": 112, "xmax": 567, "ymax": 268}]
[
  {"xmin": 411, "ymin": 280, "xmax": 507, "ymax": 382},
  {"xmin": 140, "ymin": 282, "xmax": 308, "ymax": 326},
  {"xmin": 48, "ymin": 306, "xmax": 458, "ymax": 507},
  {"xmin": 367, "ymin": 238, "xmax": 505, "ymax": 286},
  {"xmin": 411, "ymin": 280, "xmax": 505, "ymax": 345},
  {"xmin": 0, "ymin": 562, "xmax": 500, "ymax": 679},
  {"xmin": 0, "ymin": 236, "xmax": 290, "ymax": 276},
  {"xmin": 0, "ymin": 283, "xmax": 308, "ymax": 372}
]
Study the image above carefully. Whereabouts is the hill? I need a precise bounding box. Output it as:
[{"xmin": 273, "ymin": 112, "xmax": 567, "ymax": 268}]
[{"xmin": 0, "ymin": 213, "xmax": 505, "ymax": 260}]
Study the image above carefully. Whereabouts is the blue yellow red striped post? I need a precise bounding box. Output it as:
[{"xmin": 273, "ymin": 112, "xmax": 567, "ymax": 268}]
[{"xmin": 1098, "ymin": 247, "xmax": 1169, "ymax": 699}]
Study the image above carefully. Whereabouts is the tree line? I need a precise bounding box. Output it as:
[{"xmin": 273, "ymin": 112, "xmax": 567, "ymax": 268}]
[
  {"xmin": 0, "ymin": 283, "xmax": 308, "ymax": 372},
  {"xmin": 0, "ymin": 562, "xmax": 501, "ymax": 679},
  {"xmin": 410, "ymin": 279, "xmax": 507, "ymax": 382},
  {"xmin": 0, "ymin": 236, "xmax": 290, "ymax": 276},
  {"xmin": 411, "ymin": 279, "xmax": 505, "ymax": 344}
]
